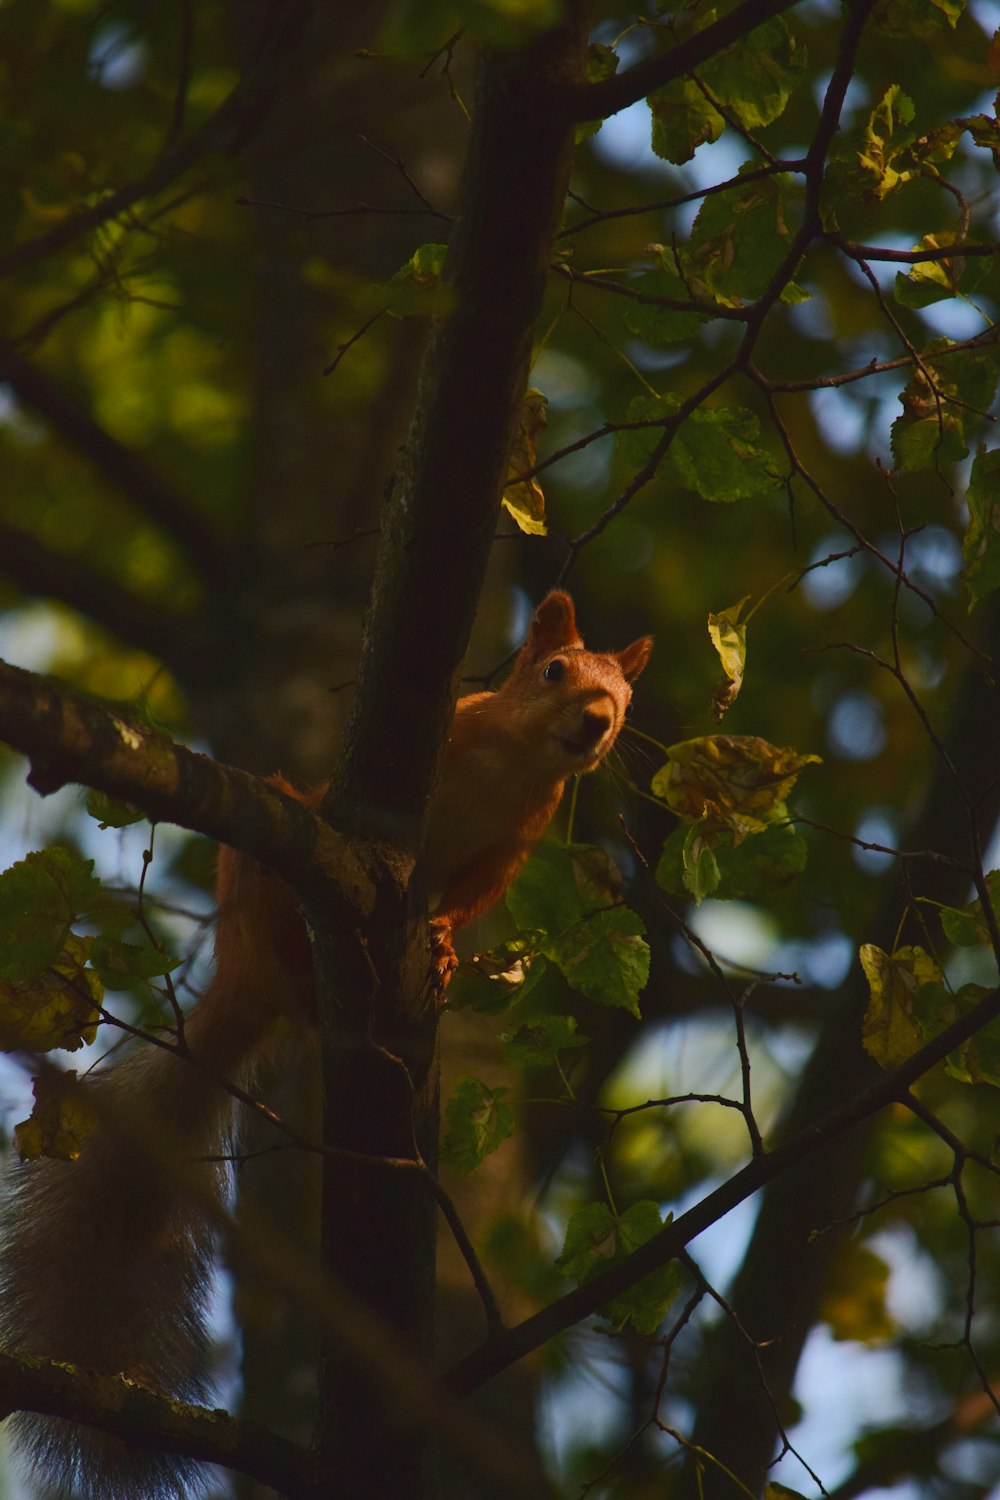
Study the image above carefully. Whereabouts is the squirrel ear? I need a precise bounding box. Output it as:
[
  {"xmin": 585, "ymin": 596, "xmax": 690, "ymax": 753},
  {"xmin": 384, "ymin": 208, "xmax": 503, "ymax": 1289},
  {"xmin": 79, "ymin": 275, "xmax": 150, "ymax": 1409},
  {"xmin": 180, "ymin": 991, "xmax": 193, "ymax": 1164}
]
[
  {"xmin": 523, "ymin": 591, "xmax": 584, "ymax": 661},
  {"xmin": 616, "ymin": 635, "xmax": 653, "ymax": 682}
]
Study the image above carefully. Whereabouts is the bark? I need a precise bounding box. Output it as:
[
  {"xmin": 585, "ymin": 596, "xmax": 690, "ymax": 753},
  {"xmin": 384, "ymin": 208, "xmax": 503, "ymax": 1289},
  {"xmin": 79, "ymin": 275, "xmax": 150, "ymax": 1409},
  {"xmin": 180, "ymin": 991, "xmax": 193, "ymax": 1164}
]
[{"xmin": 313, "ymin": 13, "xmax": 587, "ymax": 1494}]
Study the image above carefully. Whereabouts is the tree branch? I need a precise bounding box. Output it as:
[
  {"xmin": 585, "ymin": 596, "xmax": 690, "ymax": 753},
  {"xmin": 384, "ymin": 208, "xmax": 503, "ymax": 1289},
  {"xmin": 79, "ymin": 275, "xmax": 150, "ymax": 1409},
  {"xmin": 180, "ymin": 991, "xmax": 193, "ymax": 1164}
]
[
  {"xmin": 313, "ymin": 13, "xmax": 588, "ymax": 1491},
  {"xmin": 330, "ymin": 16, "xmax": 585, "ymax": 851},
  {"xmin": 0, "ymin": 1352, "xmax": 321, "ymax": 1499},
  {"xmin": 0, "ymin": 657, "xmax": 372, "ymax": 913},
  {"xmin": 0, "ymin": 1, "xmax": 306, "ymax": 282},
  {"xmin": 557, "ymin": 0, "xmax": 804, "ymax": 122},
  {"xmin": 828, "ymin": 233, "xmax": 1000, "ymax": 263},
  {"xmin": 680, "ymin": 593, "xmax": 1000, "ymax": 1494},
  {"xmin": 447, "ymin": 976, "xmax": 1000, "ymax": 1396},
  {"xmin": 0, "ymin": 1051, "xmax": 558, "ymax": 1500},
  {"xmin": 0, "ymin": 519, "xmax": 204, "ymax": 673},
  {"xmin": 0, "ymin": 345, "xmax": 230, "ymax": 586}
]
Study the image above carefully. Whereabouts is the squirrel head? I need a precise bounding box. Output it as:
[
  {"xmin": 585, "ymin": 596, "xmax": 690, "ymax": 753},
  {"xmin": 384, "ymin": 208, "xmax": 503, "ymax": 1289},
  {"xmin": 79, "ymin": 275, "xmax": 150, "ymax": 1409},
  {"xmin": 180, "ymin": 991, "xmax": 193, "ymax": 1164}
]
[{"xmin": 502, "ymin": 591, "xmax": 653, "ymax": 774}]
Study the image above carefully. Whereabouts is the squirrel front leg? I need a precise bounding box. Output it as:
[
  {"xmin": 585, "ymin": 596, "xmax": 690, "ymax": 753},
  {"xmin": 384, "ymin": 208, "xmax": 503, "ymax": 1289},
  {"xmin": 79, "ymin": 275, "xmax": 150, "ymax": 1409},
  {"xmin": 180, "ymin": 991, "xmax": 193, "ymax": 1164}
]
[{"xmin": 428, "ymin": 838, "xmax": 542, "ymax": 986}]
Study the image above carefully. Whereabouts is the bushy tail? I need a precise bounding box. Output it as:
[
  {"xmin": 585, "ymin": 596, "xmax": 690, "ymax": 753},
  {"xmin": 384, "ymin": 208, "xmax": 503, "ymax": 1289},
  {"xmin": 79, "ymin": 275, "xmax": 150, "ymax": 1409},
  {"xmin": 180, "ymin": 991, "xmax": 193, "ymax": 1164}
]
[
  {"xmin": 1, "ymin": 1021, "xmax": 240, "ymax": 1500},
  {"xmin": 1, "ymin": 841, "xmax": 309, "ymax": 1500}
]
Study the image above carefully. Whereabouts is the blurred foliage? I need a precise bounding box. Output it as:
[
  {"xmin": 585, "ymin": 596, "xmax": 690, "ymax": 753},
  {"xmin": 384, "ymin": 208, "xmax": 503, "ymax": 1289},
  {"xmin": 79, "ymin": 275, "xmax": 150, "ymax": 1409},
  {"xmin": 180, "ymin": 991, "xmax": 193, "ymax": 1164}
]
[{"xmin": 1, "ymin": 0, "xmax": 1000, "ymax": 1496}]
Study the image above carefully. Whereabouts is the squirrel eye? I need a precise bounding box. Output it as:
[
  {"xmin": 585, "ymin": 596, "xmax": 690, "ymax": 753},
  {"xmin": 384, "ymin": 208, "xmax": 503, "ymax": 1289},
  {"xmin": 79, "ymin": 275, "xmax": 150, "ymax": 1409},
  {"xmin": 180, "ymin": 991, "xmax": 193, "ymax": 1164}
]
[
  {"xmin": 543, "ymin": 658, "xmax": 565, "ymax": 683},
  {"xmin": 624, "ymin": 700, "xmax": 634, "ymax": 718}
]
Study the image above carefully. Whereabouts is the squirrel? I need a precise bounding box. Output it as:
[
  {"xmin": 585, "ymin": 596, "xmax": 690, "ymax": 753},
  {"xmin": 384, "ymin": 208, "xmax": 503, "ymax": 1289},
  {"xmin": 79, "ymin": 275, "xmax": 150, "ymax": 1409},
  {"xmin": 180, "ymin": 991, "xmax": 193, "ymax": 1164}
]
[{"xmin": 0, "ymin": 591, "xmax": 651, "ymax": 1500}]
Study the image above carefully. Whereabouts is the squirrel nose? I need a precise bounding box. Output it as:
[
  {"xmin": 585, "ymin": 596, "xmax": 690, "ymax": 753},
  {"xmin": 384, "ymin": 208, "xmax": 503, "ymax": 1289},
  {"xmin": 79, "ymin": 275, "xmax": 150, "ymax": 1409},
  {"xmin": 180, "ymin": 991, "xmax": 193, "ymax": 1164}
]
[{"xmin": 581, "ymin": 709, "xmax": 612, "ymax": 744}]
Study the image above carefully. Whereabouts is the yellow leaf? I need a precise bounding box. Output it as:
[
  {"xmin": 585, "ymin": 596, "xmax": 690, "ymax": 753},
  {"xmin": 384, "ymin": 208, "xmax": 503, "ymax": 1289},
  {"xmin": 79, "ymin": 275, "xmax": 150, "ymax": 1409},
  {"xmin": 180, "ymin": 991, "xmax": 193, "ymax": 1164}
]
[
  {"xmin": 503, "ymin": 387, "xmax": 548, "ymax": 535},
  {"xmin": 14, "ymin": 1070, "xmax": 98, "ymax": 1163},
  {"xmin": 707, "ymin": 595, "xmax": 750, "ymax": 720},
  {"xmin": 822, "ymin": 1243, "xmax": 895, "ymax": 1344},
  {"xmin": 0, "ymin": 935, "xmax": 103, "ymax": 1053},
  {"xmin": 652, "ymin": 735, "xmax": 821, "ymax": 840},
  {"xmin": 859, "ymin": 942, "xmax": 939, "ymax": 1069}
]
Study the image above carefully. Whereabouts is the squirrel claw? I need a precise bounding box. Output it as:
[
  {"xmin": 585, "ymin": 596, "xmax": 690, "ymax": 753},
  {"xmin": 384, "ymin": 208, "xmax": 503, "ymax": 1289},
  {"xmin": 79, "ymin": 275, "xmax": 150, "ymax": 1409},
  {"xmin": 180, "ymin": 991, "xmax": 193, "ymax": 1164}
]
[{"xmin": 429, "ymin": 916, "xmax": 458, "ymax": 990}]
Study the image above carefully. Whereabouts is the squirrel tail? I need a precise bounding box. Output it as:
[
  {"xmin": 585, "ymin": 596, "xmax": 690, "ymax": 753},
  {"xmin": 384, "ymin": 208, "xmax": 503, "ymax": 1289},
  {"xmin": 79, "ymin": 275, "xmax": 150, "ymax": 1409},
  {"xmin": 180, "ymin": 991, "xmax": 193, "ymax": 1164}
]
[
  {"xmin": 1, "ymin": 1011, "xmax": 241, "ymax": 1500},
  {"xmin": 1, "ymin": 839, "xmax": 309, "ymax": 1500}
]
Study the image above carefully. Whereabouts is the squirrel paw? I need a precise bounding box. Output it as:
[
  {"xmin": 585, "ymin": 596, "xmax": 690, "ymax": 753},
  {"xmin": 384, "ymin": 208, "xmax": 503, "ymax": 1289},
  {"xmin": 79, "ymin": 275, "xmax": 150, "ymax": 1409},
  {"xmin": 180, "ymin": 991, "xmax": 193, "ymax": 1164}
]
[{"xmin": 429, "ymin": 916, "xmax": 458, "ymax": 990}]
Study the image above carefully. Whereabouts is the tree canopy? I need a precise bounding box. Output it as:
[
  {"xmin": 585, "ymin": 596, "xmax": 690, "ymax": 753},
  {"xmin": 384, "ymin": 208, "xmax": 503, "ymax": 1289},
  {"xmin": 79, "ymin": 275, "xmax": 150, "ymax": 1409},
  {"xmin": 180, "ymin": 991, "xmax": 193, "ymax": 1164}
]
[{"xmin": 1, "ymin": 1, "xmax": 1000, "ymax": 1497}]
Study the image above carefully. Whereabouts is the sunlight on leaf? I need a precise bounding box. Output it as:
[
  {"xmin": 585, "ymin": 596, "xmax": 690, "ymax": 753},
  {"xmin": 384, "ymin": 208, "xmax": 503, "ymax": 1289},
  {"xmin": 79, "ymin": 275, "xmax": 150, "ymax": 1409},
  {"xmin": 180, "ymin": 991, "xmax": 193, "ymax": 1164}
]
[
  {"xmin": 652, "ymin": 736, "xmax": 821, "ymax": 836},
  {"xmin": 0, "ymin": 934, "xmax": 103, "ymax": 1053},
  {"xmin": 859, "ymin": 943, "xmax": 940, "ymax": 1068},
  {"xmin": 707, "ymin": 594, "xmax": 750, "ymax": 719},
  {"xmin": 0, "ymin": 849, "xmax": 102, "ymax": 982},
  {"xmin": 14, "ymin": 1069, "xmax": 98, "ymax": 1163},
  {"xmin": 503, "ymin": 387, "xmax": 548, "ymax": 535}
]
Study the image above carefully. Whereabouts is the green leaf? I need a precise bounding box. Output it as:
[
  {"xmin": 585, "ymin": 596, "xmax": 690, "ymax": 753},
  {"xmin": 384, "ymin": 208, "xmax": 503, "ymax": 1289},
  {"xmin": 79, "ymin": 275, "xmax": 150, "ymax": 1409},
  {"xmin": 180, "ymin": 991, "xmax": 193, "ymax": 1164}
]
[
  {"xmin": 508, "ymin": 841, "xmax": 595, "ymax": 935},
  {"xmin": 557, "ymin": 1200, "xmax": 620, "ymax": 1281},
  {"xmin": 617, "ymin": 393, "xmax": 679, "ymax": 471},
  {"xmin": 622, "ymin": 269, "xmax": 707, "ymax": 346},
  {"xmin": 440, "ymin": 1076, "xmax": 514, "ymax": 1173},
  {"xmin": 958, "ymin": 112, "xmax": 1000, "ymax": 168},
  {"xmin": 617, "ymin": 396, "xmax": 780, "ymax": 501},
  {"xmin": 712, "ymin": 821, "xmax": 808, "ymax": 897},
  {"xmin": 873, "ymin": 0, "xmax": 966, "ymax": 36},
  {"xmin": 891, "ymin": 347, "xmax": 999, "ymax": 475},
  {"xmin": 892, "ymin": 231, "xmax": 992, "ymax": 308},
  {"xmin": 670, "ymin": 405, "xmax": 781, "ymax": 501},
  {"xmin": 647, "ymin": 15, "xmax": 804, "ymax": 161},
  {"xmin": 578, "ymin": 43, "xmax": 619, "ymax": 141},
  {"xmin": 0, "ymin": 849, "xmax": 102, "ymax": 982},
  {"xmin": 657, "ymin": 821, "xmax": 808, "ymax": 903},
  {"xmin": 507, "ymin": 844, "xmax": 649, "ymax": 1014},
  {"xmin": 699, "ymin": 16, "xmax": 806, "ymax": 131},
  {"xmin": 858, "ymin": 85, "xmax": 916, "ymax": 196},
  {"xmin": 890, "ymin": 406, "xmax": 966, "ymax": 472},
  {"xmin": 586, "ymin": 42, "xmax": 618, "ymax": 84},
  {"xmin": 684, "ymin": 170, "xmax": 805, "ymax": 306},
  {"xmin": 13, "ymin": 1069, "xmax": 98, "ymax": 1163},
  {"xmin": 939, "ymin": 870, "xmax": 1000, "ymax": 946},
  {"xmin": 384, "ymin": 243, "xmax": 453, "ymax": 318},
  {"xmin": 501, "ymin": 1013, "xmax": 589, "ymax": 1067},
  {"xmin": 0, "ymin": 935, "xmax": 103, "ymax": 1054},
  {"xmin": 962, "ymin": 447, "xmax": 1000, "ymax": 608},
  {"xmin": 648, "ymin": 77, "xmax": 724, "ymax": 164},
  {"xmin": 557, "ymin": 1199, "xmax": 680, "ymax": 1334},
  {"xmin": 507, "ymin": 841, "xmax": 623, "ymax": 936},
  {"xmin": 549, "ymin": 906, "xmax": 649, "ymax": 1016},
  {"xmin": 823, "ymin": 85, "xmax": 920, "ymax": 218},
  {"xmin": 914, "ymin": 981, "xmax": 1000, "ymax": 1088},
  {"xmin": 392, "ymin": 241, "xmax": 447, "ymax": 285},
  {"xmin": 680, "ymin": 821, "xmax": 721, "ymax": 905},
  {"xmin": 859, "ymin": 943, "xmax": 941, "ymax": 1069},
  {"xmin": 89, "ymin": 934, "xmax": 181, "ymax": 991},
  {"xmin": 651, "ymin": 735, "xmax": 821, "ymax": 836},
  {"xmin": 85, "ymin": 790, "xmax": 144, "ymax": 829},
  {"xmin": 946, "ymin": 988, "xmax": 1000, "ymax": 1087}
]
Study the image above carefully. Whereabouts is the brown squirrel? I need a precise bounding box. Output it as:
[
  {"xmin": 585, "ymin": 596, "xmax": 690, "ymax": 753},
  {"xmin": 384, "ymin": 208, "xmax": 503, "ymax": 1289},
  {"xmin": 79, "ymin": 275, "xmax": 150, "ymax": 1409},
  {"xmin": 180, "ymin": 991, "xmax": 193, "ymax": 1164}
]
[{"xmin": 0, "ymin": 591, "xmax": 651, "ymax": 1500}]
